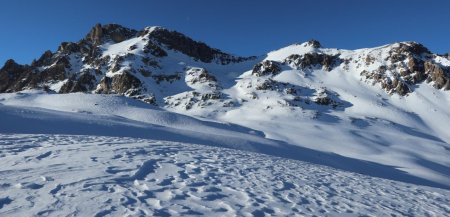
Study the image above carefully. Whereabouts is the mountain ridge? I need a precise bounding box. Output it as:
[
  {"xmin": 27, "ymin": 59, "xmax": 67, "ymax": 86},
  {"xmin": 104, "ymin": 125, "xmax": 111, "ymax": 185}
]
[{"xmin": 1, "ymin": 23, "xmax": 448, "ymax": 99}]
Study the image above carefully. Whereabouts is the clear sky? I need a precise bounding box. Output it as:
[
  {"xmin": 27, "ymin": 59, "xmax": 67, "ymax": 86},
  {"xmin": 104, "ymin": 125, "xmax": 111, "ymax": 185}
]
[{"xmin": 1, "ymin": 0, "xmax": 449, "ymax": 65}]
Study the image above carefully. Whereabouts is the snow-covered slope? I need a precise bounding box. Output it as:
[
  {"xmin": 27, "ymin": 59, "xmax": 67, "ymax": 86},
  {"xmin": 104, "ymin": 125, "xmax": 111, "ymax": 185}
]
[
  {"xmin": 215, "ymin": 43, "xmax": 450, "ymax": 188},
  {"xmin": 1, "ymin": 134, "xmax": 449, "ymax": 216}
]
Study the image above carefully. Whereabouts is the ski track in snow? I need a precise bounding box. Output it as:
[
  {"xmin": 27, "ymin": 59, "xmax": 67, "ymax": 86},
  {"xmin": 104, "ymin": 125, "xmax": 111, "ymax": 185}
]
[{"xmin": 0, "ymin": 134, "xmax": 449, "ymax": 216}]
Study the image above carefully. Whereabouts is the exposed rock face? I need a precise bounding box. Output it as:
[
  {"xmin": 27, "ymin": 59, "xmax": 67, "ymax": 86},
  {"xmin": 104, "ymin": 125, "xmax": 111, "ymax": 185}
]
[
  {"xmin": 86, "ymin": 23, "xmax": 138, "ymax": 44},
  {"xmin": 359, "ymin": 42, "xmax": 450, "ymax": 95},
  {"xmin": 31, "ymin": 50, "xmax": 54, "ymax": 67},
  {"xmin": 152, "ymin": 73, "xmax": 181, "ymax": 84},
  {"xmin": 389, "ymin": 42, "xmax": 430, "ymax": 58},
  {"xmin": 285, "ymin": 53, "xmax": 341, "ymax": 71},
  {"xmin": 252, "ymin": 61, "xmax": 281, "ymax": 77},
  {"xmin": 186, "ymin": 68, "xmax": 217, "ymax": 84},
  {"xmin": 0, "ymin": 58, "xmax": 68, "ymax": 92},
  {"xmin": 255, "ymin": 79, "xmax": 279, "ymax": 91},
  {"xmin": 0, "ymin": 60, "xmax": 31, "ymax": 92},
  {"xmin": 146, "ymin": 27, "xmax": 254, "ymax": 64},
  {"xmin": 164, "ymin": 67, "xmax": 225, "ymax": 110},
  {"xmin": 96, "ymin": 72, "xmax": 142, "ymax": 95},
  {"xmin": 59, "ymin": 72, "xmax": 96, "ymax": 93},
  {"xmin": 94, "ymin": 72, "xmax": 156, "ymax": 104},
  {"xmin": 304, "ymin": 40, "xmax": 321, "ymax": 48},
  {"xmin": 424, "ymin": 62, "xmax": 450, "ymax": 90},
  {"xmin": 143, "ymin": 41, "xmax": 167, "ymax": 57},
  {"xmin": 57, "ymin": 42, "xmax": 80, "ymax": 54}
]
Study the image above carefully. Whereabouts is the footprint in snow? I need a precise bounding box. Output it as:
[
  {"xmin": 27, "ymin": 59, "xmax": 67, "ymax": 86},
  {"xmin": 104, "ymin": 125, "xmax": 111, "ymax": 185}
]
[
  {"xmin": 36, "ymin": 151, "xmax": 52, "ymax": 160},
  {"xmin": 0, "ymin": 197, "xmax": 13, "ymax": 209}
]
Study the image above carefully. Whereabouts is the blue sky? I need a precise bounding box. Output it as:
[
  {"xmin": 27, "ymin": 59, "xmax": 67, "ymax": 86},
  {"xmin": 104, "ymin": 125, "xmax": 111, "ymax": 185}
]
[{"xmin": 1, "ymin": 0, "xmax": 449, "ymax": 65}]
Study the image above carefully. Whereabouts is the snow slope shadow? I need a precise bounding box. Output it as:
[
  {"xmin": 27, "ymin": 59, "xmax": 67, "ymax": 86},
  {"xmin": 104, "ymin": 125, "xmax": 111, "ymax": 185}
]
[{"xmin": 0, "ymin": 104, "xmax": 448, "ymax": 190}]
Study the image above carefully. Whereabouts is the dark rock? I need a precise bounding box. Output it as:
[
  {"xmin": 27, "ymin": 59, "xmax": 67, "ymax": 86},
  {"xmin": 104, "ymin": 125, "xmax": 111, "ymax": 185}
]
[
  {"xmin": 304, "ymin": 40, "xmax": 321, "ymax": 48},
  {"xmin": 31, "ymin": 50, "xmax": 53, "ymax": 67},
  {"xmin": 96, "ymin": 72, "xmax": 142, "ymax": 95},
  {"xmin": 255, "ymin": 79, "xmax": 277, "ymax": 90},
  {"xmin": 147, "ymin": 27, "xmax": 253, "ymax": 64},
  {"xmin": 285, "ymin": 53, "xmax": 341, "ymax": 71},
  {"xmin": 252, "ymin": 60, "xmax": 281, "ymax": 77},
  {"xmin": 424, "ymin": 61, "xmax": 450, "ymax": 89},
  {"xmin": 131, "ymin": 94, "xmax": 157, "ymax": 105},
  {"xmin": 141, "ymin": 57, "xmax": 160, "ymax": 68},
  {"xmin": 59, "ymin": 71, "xmax": 96, "ymax": 93},
  {"xmin": 395, "ymin": 81, "xmax": 410, "ymax": 95},
  {"xmin": 143, "ymin": 41, "xmax": 167, "ymax": 57},
  {"xmin": 201, "ymin": 92, "xmax": 222, "ymax": 100},
  {"xmin": 407, "ymin": 57, "xmax": 424, "ymax": 73},
  {"xmin": 138, "ymin": 69, "xmax": 152, "ymax": 77},
  {"xmin": 314, "ymin": 96, "xmax": 332, "ymax": 105},
  {"xmin": 85, "ymin": 23, "xmax": 137, "ymax": 44},
  {"xmin": 365, "ymin": 55, "xmax": 375, "ymax": 65},
  {"xmin": 0, "ymin": 58, "xmax": 68, "ymax": 92},
  {"xmin": 0, "ymin": 60, "xmax": 31, "ymax": 92},
  {"xmin": 187, "ymin": 68, "xmax": 217, "ymax": 84},
  {"xmin": 1, "ymin": 59, "xmax": 22, "ymax": 72},
  {"xmin": 128, "ymin": 44, "xmax": 138, "ymax": 51},
  {"xmin": 388, "ymin": 42, "xmax": 430, "ymax": 63},
  {"xmin": 58, "ymin": 42, "xmax": 80, "ymax": 53},
  {"xmin": 152, "ymin": 73, "xmax": 181, "ymax": 84}
]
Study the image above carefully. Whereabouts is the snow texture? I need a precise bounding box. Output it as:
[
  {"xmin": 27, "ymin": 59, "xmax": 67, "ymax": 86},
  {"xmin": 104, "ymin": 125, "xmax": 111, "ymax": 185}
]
[{"xmin": 0, "ymin": 134, "xmax": 449, "ymax": 217}]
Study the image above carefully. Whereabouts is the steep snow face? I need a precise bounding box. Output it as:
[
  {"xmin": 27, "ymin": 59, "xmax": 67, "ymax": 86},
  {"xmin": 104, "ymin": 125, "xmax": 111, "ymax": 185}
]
[{"xmin": 1, "ymin": 134, "xmax": 449, "ymax": 217}]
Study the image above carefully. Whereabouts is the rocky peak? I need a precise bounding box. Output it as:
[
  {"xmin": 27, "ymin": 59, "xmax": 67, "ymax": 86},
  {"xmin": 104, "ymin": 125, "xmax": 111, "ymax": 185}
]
[
  {"xmin": 1, "ymin": 59, "xmax": 23, "ymax": 71},
  {"xmin": 358, "ymin": 42, "xmax": 450, "ymax": 95},
  {"xmin": 387, "ymin": 42, "xmax": 431, "ymax": 61},
  {"xmin": 304, "ymin": 39, "xmax": 321, "ymax": 48},
  {"xmin": 31, "ymin": 50, "xmax": 54, "ymax": 67},
  {"xmin": 57, "ymin": 42, "xmax": 80, "ymax": 53},
  {"xmin": 85, "ymin": 23, "xmax": 138, "ymax": 44},
  {"xmin": 144, "ymin": 27, "xmax": 253, "ymax": 64}
]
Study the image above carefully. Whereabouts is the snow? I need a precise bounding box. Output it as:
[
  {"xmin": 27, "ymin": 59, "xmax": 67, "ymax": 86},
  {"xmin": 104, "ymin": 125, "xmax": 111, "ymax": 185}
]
[
  {"xmin": 207, "ymin": 43, "xmax": 450, "ymax": 189},
  {"xmin": 0, "ymin": 134, "xmax": 449, "ymax": 216},
  {"xmin": 0, "ymin": 91, "xmax": 449, "ymax": 215}
]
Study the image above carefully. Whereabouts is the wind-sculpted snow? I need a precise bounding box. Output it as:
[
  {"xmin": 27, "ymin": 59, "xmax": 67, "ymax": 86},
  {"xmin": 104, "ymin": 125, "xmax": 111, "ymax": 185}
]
[
  {"xmin": 0, "ymin": 134, "xmax": 449, "ymax": 216},
  {"xmin": 1, "ymin": 92, "xmax": 449, "ymax": 190}
]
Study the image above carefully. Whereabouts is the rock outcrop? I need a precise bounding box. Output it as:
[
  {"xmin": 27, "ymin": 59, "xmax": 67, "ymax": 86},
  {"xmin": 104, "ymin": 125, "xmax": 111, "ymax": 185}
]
[
  {"xmin": 252, "ymin": 61, "xmax": 281, "ymax": 77},
  {"xmin": 359, "ymin": 42, "xmax": 450, "ymax": 95},
  {"xmin": 86, "ymin": 23, "xmax": 138, "ymax": 44},
  {"xmin": 285, "ymin": 53, "xmax": 341, "ymax": 71},
  {"xmin": 145, "ymin": 27, "xmax": 255, "ymax": 64}
]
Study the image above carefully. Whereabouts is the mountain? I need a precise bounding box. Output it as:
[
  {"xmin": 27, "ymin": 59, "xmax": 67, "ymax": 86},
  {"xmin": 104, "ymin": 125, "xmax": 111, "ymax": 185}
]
[
  {"xmin": 1, "ymin": 24, "xmax": 448, "ymax": 101},
  {"xmin": 1, "ymin": 23, "xmax": 450, "ymax": 216}
]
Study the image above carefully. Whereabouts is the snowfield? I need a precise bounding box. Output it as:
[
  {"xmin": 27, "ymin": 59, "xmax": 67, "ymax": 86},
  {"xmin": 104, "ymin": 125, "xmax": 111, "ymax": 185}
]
[
  {"xmin": 0, "ymin": 92, "xmax": 449, "ymax": 216},
  {"xmin": 1, "ymin": 134, "xmax": 449, "ymax": 216}
]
